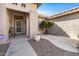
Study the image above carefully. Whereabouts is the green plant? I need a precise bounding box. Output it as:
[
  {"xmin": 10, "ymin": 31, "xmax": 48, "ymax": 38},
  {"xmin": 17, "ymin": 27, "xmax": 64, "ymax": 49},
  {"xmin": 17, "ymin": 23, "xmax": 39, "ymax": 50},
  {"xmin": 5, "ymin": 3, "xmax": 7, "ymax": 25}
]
[
  {"xmin": 39, "ymin": 20, "xmax": 54, "ymax": 34},
  {"xmin": 78, "ymin": 34, "xmax": 79, "ymax": 38}
]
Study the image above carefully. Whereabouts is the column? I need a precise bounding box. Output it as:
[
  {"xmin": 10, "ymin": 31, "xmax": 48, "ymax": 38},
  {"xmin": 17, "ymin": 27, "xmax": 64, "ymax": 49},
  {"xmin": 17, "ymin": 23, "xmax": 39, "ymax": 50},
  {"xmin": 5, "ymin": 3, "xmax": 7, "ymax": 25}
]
[
  {"xmin": 29, "ymin": 10, "xmax": 38, "ymax": 39},
  {"xmin": 0, "ymin": 4, "xmax": 9, "ymax": 43}
]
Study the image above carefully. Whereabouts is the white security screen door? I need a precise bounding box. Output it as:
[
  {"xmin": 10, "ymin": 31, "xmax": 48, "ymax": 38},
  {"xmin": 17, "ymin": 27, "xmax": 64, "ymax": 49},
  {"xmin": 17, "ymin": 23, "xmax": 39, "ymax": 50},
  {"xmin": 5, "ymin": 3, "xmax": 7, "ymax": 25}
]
[{"xmin": 15, "ymin": 20, "xmax": 23, "ymax": 34}]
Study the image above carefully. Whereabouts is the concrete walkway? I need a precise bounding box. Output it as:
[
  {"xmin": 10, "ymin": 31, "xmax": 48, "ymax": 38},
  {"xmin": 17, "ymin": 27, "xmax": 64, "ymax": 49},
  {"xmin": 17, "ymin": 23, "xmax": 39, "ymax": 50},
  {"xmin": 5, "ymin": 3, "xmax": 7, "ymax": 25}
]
[
  {"xmin": 41, "ymin": 35, "xmax": 79, "ymax": 53},
  {"xmin": 5, "ymin": 35, "xmax": 37, "ymax": 56}
]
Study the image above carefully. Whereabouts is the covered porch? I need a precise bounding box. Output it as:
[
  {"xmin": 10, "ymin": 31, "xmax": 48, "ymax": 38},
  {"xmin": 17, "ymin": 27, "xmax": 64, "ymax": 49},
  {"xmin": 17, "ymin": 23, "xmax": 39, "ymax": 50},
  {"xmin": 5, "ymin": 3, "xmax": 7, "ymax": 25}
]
[
  {"xmin": 7, "ymin": 9, "xmax": 30, "ymax": 37},
  {"xmin": 0, "ymin": 5, "xmax": 39, "ymax": 43}
]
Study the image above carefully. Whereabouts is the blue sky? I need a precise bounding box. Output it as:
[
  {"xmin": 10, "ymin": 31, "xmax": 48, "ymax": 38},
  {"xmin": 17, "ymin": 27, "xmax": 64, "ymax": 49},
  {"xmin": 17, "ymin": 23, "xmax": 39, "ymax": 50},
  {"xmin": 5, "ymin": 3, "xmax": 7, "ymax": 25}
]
[{"xmin": 37, "ymin": 3, "xmax": 79, "ymax": 16}]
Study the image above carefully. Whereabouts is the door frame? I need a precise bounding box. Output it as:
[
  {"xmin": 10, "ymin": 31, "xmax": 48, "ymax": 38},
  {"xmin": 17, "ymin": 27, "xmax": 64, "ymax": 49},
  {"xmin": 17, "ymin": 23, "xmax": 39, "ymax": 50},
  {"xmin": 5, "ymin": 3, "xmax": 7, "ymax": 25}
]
[{"xmin": 14, "ymin": 15, "xmax": 26, "ymax": 35}]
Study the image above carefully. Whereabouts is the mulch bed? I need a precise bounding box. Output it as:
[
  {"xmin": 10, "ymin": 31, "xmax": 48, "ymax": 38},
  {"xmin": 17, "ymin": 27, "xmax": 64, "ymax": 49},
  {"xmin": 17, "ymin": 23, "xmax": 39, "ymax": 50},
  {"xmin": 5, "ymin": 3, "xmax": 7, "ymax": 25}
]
[
  {"xmin": 28, "ymin": 39, "xmax": 79, "ymax": 56},
  {"xmin": 0, "ymin": 43, "xmax": 10, "ymax": 56}
]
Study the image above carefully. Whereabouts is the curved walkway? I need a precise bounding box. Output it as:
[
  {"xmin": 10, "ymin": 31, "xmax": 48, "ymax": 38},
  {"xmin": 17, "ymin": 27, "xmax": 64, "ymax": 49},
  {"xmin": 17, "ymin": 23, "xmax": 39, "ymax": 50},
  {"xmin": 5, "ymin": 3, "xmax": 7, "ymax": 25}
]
[
  {"xmin": 41, "ymin": 35, "xmax": 79, "ymax": 53},
  {"xmin": 29, "ymin": 39, "xmax": 79, "ymax": 56}
]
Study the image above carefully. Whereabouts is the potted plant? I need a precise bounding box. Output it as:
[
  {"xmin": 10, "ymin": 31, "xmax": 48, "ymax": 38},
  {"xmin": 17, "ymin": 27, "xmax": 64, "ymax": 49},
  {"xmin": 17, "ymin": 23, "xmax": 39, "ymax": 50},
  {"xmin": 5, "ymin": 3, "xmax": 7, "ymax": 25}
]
[
  {"xmin": 76, "ymin": 34, "xmax": 79, "ymax": 48},
  {"xmin": 34, "ymin": 34, "xmax": 40, "ymax": 41},
  {"xmin": 39, "ymin": 20, "xmax": 54, "ymax": 34}
]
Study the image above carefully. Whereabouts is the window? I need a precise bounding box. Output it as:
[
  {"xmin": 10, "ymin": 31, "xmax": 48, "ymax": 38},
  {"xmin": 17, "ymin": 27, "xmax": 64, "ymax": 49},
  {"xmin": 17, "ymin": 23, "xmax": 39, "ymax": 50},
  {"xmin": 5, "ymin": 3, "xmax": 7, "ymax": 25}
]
[
  {"xmin": 21, "ymin": 3, "xmax": 26, "ymax": 7},
  {"xmin": 12, "ymin": 3, "xmax": 18, "ymax": 5},
  {"xmin": 15, "ymin": 16, "xmax": 23, "ymax": 20}
]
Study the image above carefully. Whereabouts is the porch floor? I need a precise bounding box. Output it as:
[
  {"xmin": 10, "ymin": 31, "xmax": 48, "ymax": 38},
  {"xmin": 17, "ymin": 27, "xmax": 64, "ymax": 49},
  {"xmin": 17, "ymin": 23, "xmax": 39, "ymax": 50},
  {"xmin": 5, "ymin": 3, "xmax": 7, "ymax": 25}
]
[{"xmin": 5, "ymin": 35, "xmax": 37, "ymax": 56}]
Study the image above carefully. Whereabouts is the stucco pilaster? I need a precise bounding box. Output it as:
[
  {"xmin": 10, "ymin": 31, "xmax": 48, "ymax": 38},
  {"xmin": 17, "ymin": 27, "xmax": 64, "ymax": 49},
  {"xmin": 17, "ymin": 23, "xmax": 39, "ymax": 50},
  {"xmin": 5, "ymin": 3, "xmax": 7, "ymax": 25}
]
[
  {"xmin": 0, "ymin": 4, "xmax": 9, "ymax": 43},
  {"xmin": 29, "ymin": 10, "xmax": 38, "ymax": 39}
]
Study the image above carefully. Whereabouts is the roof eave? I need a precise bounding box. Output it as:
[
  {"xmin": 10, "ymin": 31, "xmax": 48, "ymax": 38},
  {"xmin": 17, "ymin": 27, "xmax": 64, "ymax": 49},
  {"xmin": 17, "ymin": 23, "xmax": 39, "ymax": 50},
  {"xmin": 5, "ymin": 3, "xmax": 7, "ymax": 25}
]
[{"xmin": 33, "ymin": 3, "xmax": 41, "ymax": 8}]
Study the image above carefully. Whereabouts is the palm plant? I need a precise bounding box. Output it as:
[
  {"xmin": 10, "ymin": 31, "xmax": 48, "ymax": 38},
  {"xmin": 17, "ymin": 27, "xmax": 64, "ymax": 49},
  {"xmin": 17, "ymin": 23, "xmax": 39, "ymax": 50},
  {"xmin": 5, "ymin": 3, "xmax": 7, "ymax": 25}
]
[{"xmin": 39, "ymin": 20, "xmax": 54, "ymax": 34}]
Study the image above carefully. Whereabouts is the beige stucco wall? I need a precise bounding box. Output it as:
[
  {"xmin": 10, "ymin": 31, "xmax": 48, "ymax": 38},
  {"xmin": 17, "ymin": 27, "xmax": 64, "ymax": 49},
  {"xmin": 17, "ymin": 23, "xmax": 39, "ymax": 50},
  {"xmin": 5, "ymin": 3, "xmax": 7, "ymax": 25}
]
[
  {"xmin": 29, "ymin": 10, "xmax": 38, "ymax": 39},
  {"xmin": 5, "ymin": 3, "xmax": 37, "ymax": 13},
  {"xmin": 31, "ymin": 4, "xmax": 38, "ymax": 9},
  {"xmin": 6, "ymin": 3, "xmax": 39, "ymax": 39},
  {"xmin": 49, "ymin": 12, "xmax": 79, "ymax": 40},
  {"xmin": 0, "ymin": 4, "xmax": 9, "ymax": 43},
  {"xmin": 0, "ymin": 3, "xmax": 39, "ymax": 42}
]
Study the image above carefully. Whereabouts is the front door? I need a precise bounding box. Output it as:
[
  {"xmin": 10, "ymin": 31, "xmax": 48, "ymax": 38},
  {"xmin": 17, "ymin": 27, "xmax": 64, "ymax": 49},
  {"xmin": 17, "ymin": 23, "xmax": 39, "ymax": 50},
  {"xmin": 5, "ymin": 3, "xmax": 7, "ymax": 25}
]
[{"xmin": 15, "ymin": 20, "xmax": 23, "ymax": 34}]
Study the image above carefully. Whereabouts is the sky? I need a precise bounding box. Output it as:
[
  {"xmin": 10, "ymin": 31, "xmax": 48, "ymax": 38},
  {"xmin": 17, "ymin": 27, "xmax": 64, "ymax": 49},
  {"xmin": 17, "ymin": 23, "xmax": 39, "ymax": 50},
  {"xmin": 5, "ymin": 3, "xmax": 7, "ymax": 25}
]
[{"xmin": 37, "ymin": 3, "xmax": 79, "ymax": 16}]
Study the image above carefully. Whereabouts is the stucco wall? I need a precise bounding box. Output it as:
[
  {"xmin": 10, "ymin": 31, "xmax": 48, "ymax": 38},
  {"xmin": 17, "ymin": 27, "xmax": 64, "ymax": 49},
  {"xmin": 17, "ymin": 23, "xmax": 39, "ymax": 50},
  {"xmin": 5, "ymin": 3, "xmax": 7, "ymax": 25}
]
[
  {"xmin": 0, "ymin": 4, "xmax": 9, "ymax": 43},
  {"xmin": 29, "ymin": 10, "xmax": 38, "ymax": 39},
  {"xmin": 5, "ymin": 3, "xmax": 37, "ymax": 13},
  {"xmin": 6, "ymin": 4, "xmax": 39, "ymax": 39},
  {"xmin": 0, "ymin": 3, "xmax": 39, "ymax": 42},
  {"xmin": 48, "ymin": 12, "xmax": 79, "ymax": 40}
]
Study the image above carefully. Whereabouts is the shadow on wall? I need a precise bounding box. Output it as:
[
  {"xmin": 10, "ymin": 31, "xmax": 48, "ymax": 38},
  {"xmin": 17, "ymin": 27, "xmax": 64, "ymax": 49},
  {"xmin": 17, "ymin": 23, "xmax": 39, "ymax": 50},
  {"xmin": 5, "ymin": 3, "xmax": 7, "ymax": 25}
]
[
  {"xmin": 52, "ymin": 12, "xmax": 79, "ymax": 22},
  {"xmin": 48, "ymin": 23, "xmax": 70, "ymax": 37}
]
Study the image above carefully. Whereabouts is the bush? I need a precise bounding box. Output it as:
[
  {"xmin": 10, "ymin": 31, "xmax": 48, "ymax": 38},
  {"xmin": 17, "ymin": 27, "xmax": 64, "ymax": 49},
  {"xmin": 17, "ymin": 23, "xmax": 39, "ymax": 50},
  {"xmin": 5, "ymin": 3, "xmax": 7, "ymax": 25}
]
[
  {"xmin": 78, "ymin": 34, "xmax": 79, "ymax": 38},
  {"xmin": 39, "ymin": 20, "xmax": 54, "ymax": 34}
]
